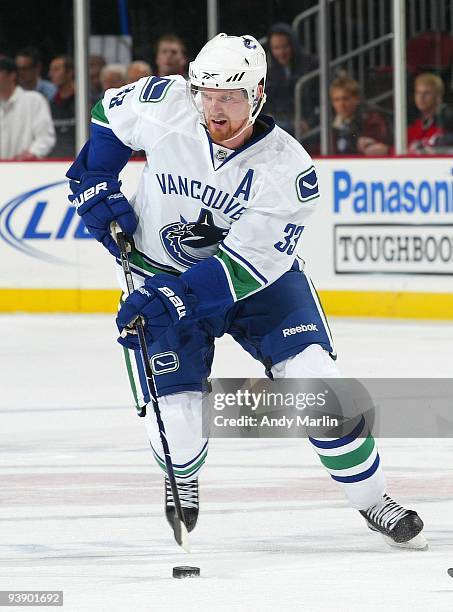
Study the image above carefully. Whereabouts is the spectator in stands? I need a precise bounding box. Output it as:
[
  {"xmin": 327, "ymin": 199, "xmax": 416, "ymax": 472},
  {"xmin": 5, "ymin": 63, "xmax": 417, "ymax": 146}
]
[
  {"xmin": 126, "ymin": 60, "xmax": 152, "ymax": 83},
  {"xmin": 427, "ymin": 105, "xmax": 453, "ymax": 152},
  {"xmin": 89, "ymin": 54, "xmax": 106, "ymax": 103},
  {"xmin": 330, "ymin": 74, "xmax": 391, "ymax": 155},
  {"xmin": 49, "ymin": 54, "xmax": 75, "ymax": 158},
  {"xmin": 15, "ymin": 47, "xmax": 56, "ymax": 102},
  {"xmin": 155, "ymin": 34, "xmax": 188, "ymax": 77},
  {"xmin": 0, "ymin": 57, "xmax": 55, "ymax": 159},
  {"xmin": 100, "ymin": 63, "xmax": 126, "ymax": 91},
  {"xmin": 407, "ymin": 73, "xmax": 446, "ymax": 153},
  {"xmin": 265, "ymin": 22, "xmax": 319, "ymax": 137}
]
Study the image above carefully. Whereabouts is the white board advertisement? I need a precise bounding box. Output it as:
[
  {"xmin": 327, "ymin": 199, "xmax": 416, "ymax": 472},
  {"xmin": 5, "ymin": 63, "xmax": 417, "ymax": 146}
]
[
  {"xmin": 300, "ymin": 157, "xmax": 453, "ymax": 294},
  {"xmin": 0, "ymin": 158, "xmax": 451, "ymax": 313},
  {"xmin": 0, "ymin": 161, "xmax": 143, "ymax": 289}
]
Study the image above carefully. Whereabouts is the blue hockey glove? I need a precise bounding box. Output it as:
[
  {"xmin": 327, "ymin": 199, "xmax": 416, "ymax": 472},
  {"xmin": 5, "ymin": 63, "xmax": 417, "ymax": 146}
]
[
  {"xmin": 68, "ymin": 172, "xmax": 137, "ymax": 257},
  {"xmin": 116, "ymin": 275, "xmax": 197, "ymax": 349}
]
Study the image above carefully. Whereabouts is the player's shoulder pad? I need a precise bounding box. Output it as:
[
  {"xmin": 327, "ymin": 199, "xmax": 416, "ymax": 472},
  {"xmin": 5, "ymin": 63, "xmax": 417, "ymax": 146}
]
[
  {"xmin": 266, "ymin": 127, "xmax": 320, "ymax": 206},
  {"xmin": 96, "ymin": 75, "xmax": 187, "ymax": 150}
]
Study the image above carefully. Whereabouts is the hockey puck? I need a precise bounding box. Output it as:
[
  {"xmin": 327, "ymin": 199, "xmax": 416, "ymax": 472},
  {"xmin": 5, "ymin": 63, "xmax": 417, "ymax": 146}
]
[
  {"xmin": 173, "ymin": 566, "xmax": 200, "ymax": 579},
  {"xmin": 448, "ymin": 568, "xmax": 453, "ymax": 578}
]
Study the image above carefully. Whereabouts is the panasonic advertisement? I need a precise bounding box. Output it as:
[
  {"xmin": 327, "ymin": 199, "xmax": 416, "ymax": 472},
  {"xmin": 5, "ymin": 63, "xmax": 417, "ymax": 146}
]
[{"xmin": 329, "ymin": 161, "xmax": 453, "ymax": 276}]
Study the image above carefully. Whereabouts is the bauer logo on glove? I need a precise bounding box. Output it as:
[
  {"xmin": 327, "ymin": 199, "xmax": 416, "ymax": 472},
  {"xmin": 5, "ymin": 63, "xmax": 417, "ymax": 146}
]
[
  {"xmin": 116, "ymin": 275, "xmax": 195, "ymax": 349},
  {"xmin": 67, "ymin": 171, "xmax": 137, "ymax": 257},
  {"xmin": 158, "ymin": 286, "xmax": 187, "ymax": 319},
  {"xmin": 71, "ymin": 182, "xmax": 108, "ymax": 209}
]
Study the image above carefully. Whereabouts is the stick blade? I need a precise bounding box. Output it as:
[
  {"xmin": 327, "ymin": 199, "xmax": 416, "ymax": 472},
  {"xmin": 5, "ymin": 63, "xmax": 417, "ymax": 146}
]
[{"xmin": 173, "ymin": 517, "xmax": 191, "ymax": 553}]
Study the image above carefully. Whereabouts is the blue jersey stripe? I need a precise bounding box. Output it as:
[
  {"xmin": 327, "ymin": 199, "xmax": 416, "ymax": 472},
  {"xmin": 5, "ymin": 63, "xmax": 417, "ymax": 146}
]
[
  {"xmin": 151, "ymin": 440, "xmax": 208, "ymax": 469},
  {"xmin": 308, "ymin": 416, "xmax": 366, "ymax": 449},
  {"xmin": 330, "ymin": 453, "xmax": 380, "ymax": 483}
]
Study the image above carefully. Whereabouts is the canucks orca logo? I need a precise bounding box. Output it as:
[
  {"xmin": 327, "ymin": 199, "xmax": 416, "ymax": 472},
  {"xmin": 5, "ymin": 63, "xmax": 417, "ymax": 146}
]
[{"xmin": 160, "ymin": 209, "xmax": 229, "ymax": 268}]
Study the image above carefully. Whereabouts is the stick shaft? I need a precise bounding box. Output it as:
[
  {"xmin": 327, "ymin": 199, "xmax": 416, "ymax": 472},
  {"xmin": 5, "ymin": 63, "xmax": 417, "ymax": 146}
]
[{"xmin": 115, "ymin": 229, "xmax": 188, "ymax": 547}]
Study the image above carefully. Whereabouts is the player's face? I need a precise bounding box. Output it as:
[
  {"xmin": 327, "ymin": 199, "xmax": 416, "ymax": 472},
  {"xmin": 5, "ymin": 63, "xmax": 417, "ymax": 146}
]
[
  {"xmin": 330, "ymin": 88, "xmax": 360, "ymax": 120},
  {"xmin": 201, "ymin": 88, "xmax": 251, "ymax": 144}
]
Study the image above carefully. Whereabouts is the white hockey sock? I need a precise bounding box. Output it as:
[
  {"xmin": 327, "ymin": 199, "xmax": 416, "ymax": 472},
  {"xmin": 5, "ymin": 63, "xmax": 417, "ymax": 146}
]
[
  {"xmin": 308, "ymin": 416, "xmax": 386, "ymax": 509},
  {"xmin": 272, "ymin": 345, "xmax": 386, "ymax": 509},
  {"xmin": 144, "ymin": 391, "xmax": 208, "ymax": 482}
]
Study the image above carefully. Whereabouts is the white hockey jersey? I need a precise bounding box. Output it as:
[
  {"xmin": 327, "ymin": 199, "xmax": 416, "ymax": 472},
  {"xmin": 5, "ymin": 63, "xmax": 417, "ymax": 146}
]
[{"xmin": 92, "ymin": 75, "xmax": 320, "ymax": 300}]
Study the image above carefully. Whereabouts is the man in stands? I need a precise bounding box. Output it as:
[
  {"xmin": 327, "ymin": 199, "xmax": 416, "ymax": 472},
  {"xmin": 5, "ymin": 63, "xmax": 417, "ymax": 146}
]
[
  {"xmin": 0, "ymin": 56, "xmax": 55, "ymax": 159},
  {"xmin": 49, "ymin": 54, "xmax": 75, "ymax": 158},
  {"xmin": 100, "ymin": 64, "xmax": 126, "ymax": 91},
  {"xmin": 330, "ymin": 74, "xmax": 391, "ymax": 156},
  {"xmin": 15, "ymin": 47, "xmax": 56, "ymax": 102},
  {"xmin": 155, "ymin": 34, "xmax": 188, "ymax": 77},
  {"xmin": 407, "ymin": 73, "xmax": 446, "ymax": 153},
  {"xmin": 265, "ymin": 22, "xmax": 319, "ymax": 140},
  {"xmin": 89, "ymin": 55, "xmax": 106, "ymax": 104},
  {"xmin": 126, "ymin": 60, "xmax": 152, "ymax": 84}
]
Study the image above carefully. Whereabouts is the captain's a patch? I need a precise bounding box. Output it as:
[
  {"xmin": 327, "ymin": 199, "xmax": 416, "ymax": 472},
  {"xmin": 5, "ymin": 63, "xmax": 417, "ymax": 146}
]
[
  {"xmin": 140, "ymin": 76, "xmax": 174, "ymax": 103},
  {"xmin": 295, "ymin": 166, "xmax": 319, "ymax": 203}
]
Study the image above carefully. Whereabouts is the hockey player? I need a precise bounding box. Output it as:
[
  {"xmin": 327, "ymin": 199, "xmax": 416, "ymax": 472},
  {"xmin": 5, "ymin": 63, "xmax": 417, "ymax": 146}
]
[{"xmin": 67, "ymin": 33, "xmax": 426, "ymax": 549}]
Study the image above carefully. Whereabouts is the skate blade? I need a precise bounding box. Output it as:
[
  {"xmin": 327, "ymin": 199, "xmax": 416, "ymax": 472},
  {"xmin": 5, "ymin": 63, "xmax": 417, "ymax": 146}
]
[{"xmin": 382, "ymin": 531, "xmax": 428, "ymax": 550}]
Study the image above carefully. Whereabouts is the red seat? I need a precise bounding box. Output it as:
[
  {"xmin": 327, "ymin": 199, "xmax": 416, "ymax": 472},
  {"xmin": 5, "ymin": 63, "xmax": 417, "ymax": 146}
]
[{"xmin": 406, "ymin": 31, "xmax": 453, "ymax": 73}]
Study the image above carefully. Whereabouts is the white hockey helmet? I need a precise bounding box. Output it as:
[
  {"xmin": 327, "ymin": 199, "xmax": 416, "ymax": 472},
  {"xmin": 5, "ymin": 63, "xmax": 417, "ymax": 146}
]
[{"xmin": 189, "ymin": 33, "xmax": 267, "ymax": 128}]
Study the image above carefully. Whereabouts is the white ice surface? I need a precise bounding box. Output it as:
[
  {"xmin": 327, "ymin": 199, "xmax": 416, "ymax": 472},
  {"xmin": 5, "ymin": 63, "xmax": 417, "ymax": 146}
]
[{"xmin": 0, "ymin": 315, "xmax": 452, "ymax": 612}]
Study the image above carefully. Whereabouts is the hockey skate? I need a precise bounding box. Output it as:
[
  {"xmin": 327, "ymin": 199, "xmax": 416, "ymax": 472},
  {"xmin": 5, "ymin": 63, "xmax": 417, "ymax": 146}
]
[
  {"xmin": 360, "ymin": 494, "xmax": 428, "ymax": 550},
  {"xmin": 165, "ymin": 477, "xmax": 199, "ymax": 533}
]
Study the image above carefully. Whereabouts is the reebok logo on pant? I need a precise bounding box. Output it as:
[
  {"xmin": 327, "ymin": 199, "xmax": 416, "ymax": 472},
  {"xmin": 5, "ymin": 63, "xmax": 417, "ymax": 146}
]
[{"xmin": 282, "ymin": 323, "xmax": 318, "ymax": 337}]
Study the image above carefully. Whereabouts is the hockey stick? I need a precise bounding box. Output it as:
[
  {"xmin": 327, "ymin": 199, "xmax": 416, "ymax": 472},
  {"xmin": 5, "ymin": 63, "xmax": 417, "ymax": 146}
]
[{"xmin": 113, "ymin": 223, "xmax": 190, "ymax": 553}]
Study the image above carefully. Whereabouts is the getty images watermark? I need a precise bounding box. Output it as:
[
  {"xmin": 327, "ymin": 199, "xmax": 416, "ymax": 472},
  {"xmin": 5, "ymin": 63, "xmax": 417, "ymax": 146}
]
[
  {"xmin": 212, "ymin": 387, "xmax": 338, "ymax": 429},
  {"xmin": 202, "ymin": 378, "xmax": 453, "ymax": 438},
  {"xmin": 202, "ymin": 378, "xmax": 356, "ymax": 439}
]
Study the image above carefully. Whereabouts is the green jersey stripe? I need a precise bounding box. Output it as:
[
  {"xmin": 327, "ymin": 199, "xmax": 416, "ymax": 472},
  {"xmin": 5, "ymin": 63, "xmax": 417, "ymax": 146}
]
[
  {"xmin": 129, "ymin": 249, "xmax": 180, "ymax": 276},
  {"xmin": 91, "ymin": 100, "xmax": 109, "ymax": 125},
  {"xmin": 325, "ymin": 447, "xmax": 378, "ymax": 478},
  {"xmin": 318, "ymin": 436, "xmax": 375, "ymax": 470},
  {"xmin": 123, "ymin": 346, "xmax": 140, "ymax": 409},
  {"xmin": 215, "ymin": 250, "xmax": 262, "ymax": 300}
]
